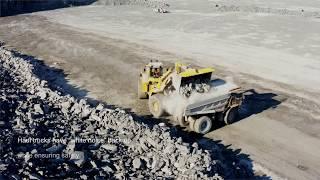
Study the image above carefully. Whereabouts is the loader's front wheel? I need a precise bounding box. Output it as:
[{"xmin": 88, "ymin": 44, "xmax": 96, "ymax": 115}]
[
  {"xmin": 148, "ymin": 94, "xmax": 165, "ymax": 118},
  {"xmin": 193, "ymin": 116, "xmax": 212, "ymax": 134},
  {"xmin": 224, "ymin": 106, "xmax": 239, "ymax": 125},
  {"xmin": 138, "ymin": 79, "xmax": 148, "ymax": 99}
]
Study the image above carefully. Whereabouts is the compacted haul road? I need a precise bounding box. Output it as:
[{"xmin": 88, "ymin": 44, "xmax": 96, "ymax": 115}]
[{"xmin": 1, "ymin": 0, "xmax": 320, "ymax": 179}]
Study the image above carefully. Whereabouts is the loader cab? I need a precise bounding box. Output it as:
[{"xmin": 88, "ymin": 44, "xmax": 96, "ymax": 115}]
[
  {"xmin": 144, "ymin": 61, "xmax": 164, "ymax": 78},
  {"xmin": 151, "ymin": 67, "xmax": 163, "ymax": 78}
]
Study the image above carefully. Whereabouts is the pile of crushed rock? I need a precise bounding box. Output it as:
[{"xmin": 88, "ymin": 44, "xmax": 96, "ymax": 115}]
[{"xmin": 0, "ymin": 46, "xmax": 224, "ymax": 179}]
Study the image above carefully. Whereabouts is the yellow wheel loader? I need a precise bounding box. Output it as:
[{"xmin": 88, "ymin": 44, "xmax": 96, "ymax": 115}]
[{"xmin": 138, "ymin": 60, "xmax": 243, "ymax": 134}]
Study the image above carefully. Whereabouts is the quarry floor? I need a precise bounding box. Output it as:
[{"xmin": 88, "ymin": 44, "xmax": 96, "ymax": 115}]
[{"xmin": 1, "ymin": 1, "xmax": 320, "ymax": 179}]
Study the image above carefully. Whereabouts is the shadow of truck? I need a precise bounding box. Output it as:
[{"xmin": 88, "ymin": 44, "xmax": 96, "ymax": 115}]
[
  {"xmin": 239, "ymin": 89, "xmax": 282, "ymax": 119},
  {"xmin": 210, "ymin": 89, "xmax": 283, "ymax": 131}
]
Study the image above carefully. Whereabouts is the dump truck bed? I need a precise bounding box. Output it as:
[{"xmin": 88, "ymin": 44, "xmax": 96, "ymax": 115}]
[{"xmin": 184, "ymin": 78, "xmax": 240, "ymax": 116}]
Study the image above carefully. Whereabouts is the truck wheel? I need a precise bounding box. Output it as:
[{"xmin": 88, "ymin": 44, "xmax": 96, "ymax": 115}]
[
  {"xmin": 148, "ymin": 94, "xmax": 165, "ymax": 118},
  {"xmin": 193, "ymin": 116, "xmax": 212, "ymax": 134},
  {"xmin": 138, "ymin": 79, "xmax": 148, "ymax": 99},
  {"xmin": 224, "ymin": 106, "xmax": 239, "ymax": 125}
]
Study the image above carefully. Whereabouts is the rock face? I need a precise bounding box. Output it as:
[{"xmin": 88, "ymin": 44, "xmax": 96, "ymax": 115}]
[{"xmin": 0, "ymin": 45, "xmax": 224, "ymax": 179}]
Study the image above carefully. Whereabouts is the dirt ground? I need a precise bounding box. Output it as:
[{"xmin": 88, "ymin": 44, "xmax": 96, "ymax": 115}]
[{"xmin": 1, "ymin": 1, "xmax": 320, "ymax": 179}]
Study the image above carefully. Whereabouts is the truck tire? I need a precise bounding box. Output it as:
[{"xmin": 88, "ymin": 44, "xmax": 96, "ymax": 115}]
[
  {"xmin": 193, "ymin": 116, "xmax": 212, "ymax": 134},
  {"xmin": 148, "ymin": 94, "xmax": 165, "ymax": 118},
  {"xmin": 224, "ymin": 106, "xmax": 239, "ymax": 125},
  {"xmin": 138, "ymin": 79, "xmax": 148, "ymax": 99}
]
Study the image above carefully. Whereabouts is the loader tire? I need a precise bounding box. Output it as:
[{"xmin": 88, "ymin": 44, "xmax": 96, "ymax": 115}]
[
  {"xmin": 148, "ymin": 94, "xmax": 165, "ymax": 118},
  {"xmin": 138, "ymin": 79, "xmax": 148, "ymax": 99},
  {"xmin": 193, "ymin": 116, "xmax": 212, "ymax": 134},
  {"xmin": 224, "ymin": 106, "xmax": 239, "ymax": 125}
]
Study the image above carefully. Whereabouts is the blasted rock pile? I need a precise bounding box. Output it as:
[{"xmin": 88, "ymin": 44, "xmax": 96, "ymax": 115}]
[{"xmin": 0, "ymin": 46, "xmax": 222, "ymax": 179}]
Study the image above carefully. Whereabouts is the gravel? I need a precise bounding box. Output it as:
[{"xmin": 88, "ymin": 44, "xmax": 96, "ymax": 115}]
[{"xmin": 0, "ymin": 45, "xmax": 223, "ymax": 179}]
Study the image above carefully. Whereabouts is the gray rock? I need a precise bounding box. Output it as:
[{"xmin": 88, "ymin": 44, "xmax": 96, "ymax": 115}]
[
  {"xmin": 163, "ymin": 144, "xmax": 175, "ymax": 154},
  {"xmin": 10, "ymin": 174, "xmax": 20, "ymax": 180},
  {"xmin": 46, "ymin": 144, "xmax": 63, "ymax": 153},
  {"xmin": 146, "ymin": 137, "xmax": 159, "ymax": 148},
  {"xmin": 96, "ymin": 103, "xmax": 104, "ymax": 111},
  {"xmin": 34, "ymin": 104, "xmax": 44, "ymax": 115},
  {"xmin": 82, "ymin": 106, "xmax": 91, "ymax": 118},
  {"xmin": 132, "ymin": 157, "xmax": 142, "ymax": 169},
  {"xmin": 79, "ymin": 99, "xmax": 87, "ymax": 106},
  {"xmin": 0, "ymin": 163, "xmax": 8, "ymax": 171},
  {"xmin": 85, "ymin": 123, "xmax": 95, "ymax": 133},
  {"xmin": 80, "ymin": 174, "xmax": 87, "ymax": 180},
  {"xmin": 71, "ymin": 124, "xmax": 81, "ymax": 132},
  {"xmin": 70, "ymin": 151, "xmax": 86, "ymax": 167},
  {"xmin": 174, "ymin": 158, "xmax": 186, "ymax": 168},
  {"xmin": 176, "ymin": 144, "xmax": 190, "ymax": 155},
  {"xmin": 60, "ymin": 101, "xmax": 71, "ymax": 110},
  {"xmin": 101, "ymin": 144, "xmax": 118, "ymax": 153},
  {"xmin": 91, "ymin": 114, "xmax": 101, "ymax": 121},
  {"xmin": 90, "ymin": 160, "xmax": 97, "ymax": 168},
  {"xmin": 102, "ymin": 165, "xmax": 114, "ymax": 173},
  {"xmin": 151, "ymin": 156, "xmax": 159, "ymax": 170},
  {"xmin": 37, "ymin": 90, "xmax": 47, "ymax": 99},
  {"xmin": 71, "ymin": 103, "xmax": 82, "ymax": 115},
  {"xmin": 102, "ymin": 154, "xmax": 109, "ymax": 161},
  {"xmin": 31, "ymin": 149, "xmax": 38, "ymax": 154},
  {"xmin": 16, "ymin": 152, "xmax": 25, "ymax": 159},
  {"xmin": 96, "ymin": 128, "xmax": 108, "ymax": 135},
  {"xmin": 161, "ymin": 166, "xmax": 172, "ymax": 175},
  {"xmin": 24, "ymin": 152, "xmax": 31, "ymax": 163},
  {"xmin": 192, "ymin": 142, "xmax": 199, "ymax": 149},
  {"xmin": 29, "ymin": 173, "xmax": 41, "ymax": 180}
]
